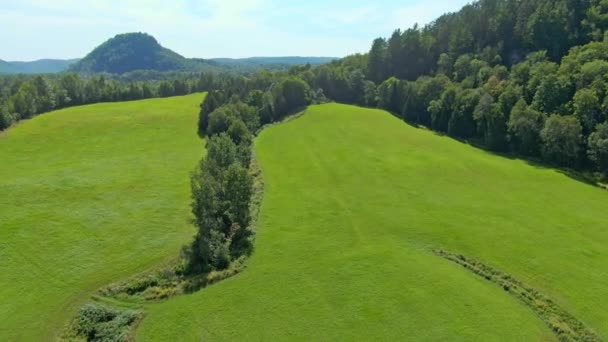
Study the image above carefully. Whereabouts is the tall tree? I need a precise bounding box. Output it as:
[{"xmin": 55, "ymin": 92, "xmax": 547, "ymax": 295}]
[
  {"xmin": 508, "ymin": 99, "xmax": 545, "ymax": 156},
  {"xmin": 540, "ymin": 115, "xmax": 583, "ymax": 166},
  {"xmin": 573, "ymin": 88, "xmax": 601, "ymax": 134},
  {"xmin": 474, "ymin": 92, "xmax": 508, "ymax": 150},
  {"xmin": 587, "ymin": 122, "xmax": 608, "ymax": 174},
  {"xmin": 367, "ymin": 38, "xmax": 387, "ymax": 83}
]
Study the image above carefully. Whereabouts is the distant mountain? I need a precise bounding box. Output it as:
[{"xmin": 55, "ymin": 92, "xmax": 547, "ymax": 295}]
[
  {"xmin": 69, "ymin": 33, "xmax": 338, "ymax": 74},
  {"xmin": 2, "ymin": 33, "xmax": 338, "ymax": 75},
  {"xmin": 210, "ymin": 57, "xmax": 337, "ymax": 67},
  {"xmin": 69, "ymin": 32, "xmax": 211, "ymax": 74},
  {"xmin": 0, "ymin": 58, "xmax": 79, "ymax": 74}
]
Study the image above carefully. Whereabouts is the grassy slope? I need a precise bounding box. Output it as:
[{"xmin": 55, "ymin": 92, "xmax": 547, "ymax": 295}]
[
  {"xmin": 139, "ymin": 103, "xmax": 608, "ymax": 340},
  {"xmin": 0, "ymin": 94, "xmax": 204, "ymax": 340}
]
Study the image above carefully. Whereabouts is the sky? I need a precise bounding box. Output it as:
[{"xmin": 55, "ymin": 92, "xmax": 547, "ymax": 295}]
[{"xmin": 0, "ymin": 0, "xmax": 471, "ymax": 61}]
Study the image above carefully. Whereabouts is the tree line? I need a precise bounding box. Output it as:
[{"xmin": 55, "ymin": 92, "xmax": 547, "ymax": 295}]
[
  {"xmin": 0, "ymin": 71, "xmax": 248, "ymax": 132},
  {"xmin": 186, "ymin": 69, "xmax": 321, "ymax": 273}
]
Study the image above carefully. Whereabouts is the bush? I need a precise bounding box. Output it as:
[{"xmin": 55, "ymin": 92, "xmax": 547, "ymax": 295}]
[
  {"xmin": 227, "ymin": 119, "xmax": 252, "ymax": 145},
  {"xmin": 208, "ymin": 230, "xmax": 230, "ymax": 270},
  {"xmin": 71, "ymin": 303, "xmax": 141, "ymax": 342},
  {"xmin": 508, "ymin": 100, "xmax": 545, "ymax": 156},
  {"xmin": 0, "ymin": 106, "xmax": 13, "ymax": 131},
  {"xmin": 207, "ymin": 108, "xmax": 233, "ymax": 136},
  {"xmin": 124, "ymin": 275, "xmax": 159, "ymax": 295},
  {"xmin": 271, "ymin": 77, "xmax": 311, "ymax": 119}
]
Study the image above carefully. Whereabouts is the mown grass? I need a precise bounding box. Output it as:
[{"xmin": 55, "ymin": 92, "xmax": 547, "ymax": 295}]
[
  {"xmin": 0, "ymin": 94, "xmax": 205, "ymax": 340},
  {"xmin": 138, "ymin": 103, "xmax": 608, "ymax": 340}
]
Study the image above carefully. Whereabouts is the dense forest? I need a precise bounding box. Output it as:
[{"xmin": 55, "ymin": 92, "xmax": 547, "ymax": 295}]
[{"xmin": 316, "ymin": 0, "xmax": 608, "ymax": 176}]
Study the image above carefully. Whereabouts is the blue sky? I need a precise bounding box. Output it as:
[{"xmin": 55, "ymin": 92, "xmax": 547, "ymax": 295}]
[{"xmin": 0, "ymin": 0, "xmax": 470, "ymax": 61}]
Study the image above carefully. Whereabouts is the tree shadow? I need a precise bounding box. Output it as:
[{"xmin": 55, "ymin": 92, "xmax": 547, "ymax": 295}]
[{"xmin": 389, "ymin": 113, "xmax": 606, "ymax": 191}]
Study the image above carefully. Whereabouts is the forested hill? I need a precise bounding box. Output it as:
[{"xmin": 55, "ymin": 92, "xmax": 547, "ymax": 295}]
[
  {"xmin": 365, "ymin": 0, "xmax": 604, "ymax": 83},
  {"xmin": 68, "ymin": 32, "xmax": 210, "ymax": 74},
  {"xmin": 66, "ymin": 33, "xmax": 338, "ymax": 74},
  {"xmin": 315, "ymin": 0, "xmax": 608, "ymax": 176}
]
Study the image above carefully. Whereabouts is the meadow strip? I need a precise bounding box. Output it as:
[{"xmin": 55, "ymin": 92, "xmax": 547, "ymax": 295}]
[{"xmin": 434, "ymin": 249, "xmax": 601, "ymax": 342}]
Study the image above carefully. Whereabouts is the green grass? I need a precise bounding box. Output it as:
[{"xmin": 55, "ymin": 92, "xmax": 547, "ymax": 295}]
[
  {"xmin": 138, "ymin": 103, "xmax": 608, "ymax": 340},
  {"xmin": 0, "ymin": 94, "xmax": 205, "ymax": 340},
  {"xmin": 4, "ymin": 101, "xmax": 607, "ymax": 341}
]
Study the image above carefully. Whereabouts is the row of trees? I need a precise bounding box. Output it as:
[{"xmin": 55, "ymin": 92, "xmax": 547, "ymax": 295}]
[
  {"xmin": 188, "ymin": 132, "xmax": 254, "ymax": 273},
  {"xmin": 187, "ymin": 73, "xmax": 317, "ymax": 273}
]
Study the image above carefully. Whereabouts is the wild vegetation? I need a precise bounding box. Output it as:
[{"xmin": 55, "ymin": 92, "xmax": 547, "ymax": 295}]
[
  {"xmin": 64, "ymin": 303, "xmax": 142, "ymax": 342},
  {"xmin": 434, "ymin": 250, "xmax": 600, "ymax": 341}
]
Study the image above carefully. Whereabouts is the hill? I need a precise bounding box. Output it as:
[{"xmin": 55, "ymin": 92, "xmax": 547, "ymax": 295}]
[
  {"xmin": 0, "ymin": 58, "xmax": 79, "ymax": 74},
  {"xmin": 137, "ymin": 103, "xmax": 608, "ymax": 340},
  {"xmin": 68, "ymin": 32, "xmax": 210, "ymax": 74},
  {"xmin": 2, "ymin": 33, "xmax": 338, "ymax": 75},
  {"xmin": 0, "ymin": 94, "xmax": 204, "ymax": 340},
  {"xmin": 67, "ymin": 33, "xmax": 338, "ymax": 74}
]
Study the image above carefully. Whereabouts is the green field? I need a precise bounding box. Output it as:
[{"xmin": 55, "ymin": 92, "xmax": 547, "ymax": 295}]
[
  {"xmin": 3, "ymin": 100, "xmax": 607, "ymax": 341},
  {"xmin": 0, "ymin": 94, "xmax": 204, "ymax": 340},
  {"xmin": 135, "ymin": 103, "xmax": 608, "ymax": 340}
]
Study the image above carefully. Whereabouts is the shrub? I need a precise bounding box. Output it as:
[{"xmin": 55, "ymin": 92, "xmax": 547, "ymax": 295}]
[{"xmin": 71, "ymin": 303, "xmax": 141, "ymax": 342}]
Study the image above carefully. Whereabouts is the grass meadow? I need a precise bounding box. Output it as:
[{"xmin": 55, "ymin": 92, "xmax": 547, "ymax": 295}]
[
  {"xmin": 0, "ymin": 94, "xmax": 204, "ymax": 340},
  {"xmin": 137, "ymin": 103, "xmax": 608, "ymax": 340},
  {"xmin": 3, "ymin": 100, "xmax": 607, "ymax": 341}
]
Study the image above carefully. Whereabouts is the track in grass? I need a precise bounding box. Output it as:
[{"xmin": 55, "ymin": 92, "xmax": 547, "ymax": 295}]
[
  {"xmin": 0, "ymin": 94, "xmax": 205, "ymax": 340},
  {"xmin": 137, "ymin": 103, "xmax": 607, "ymax": 340}
]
